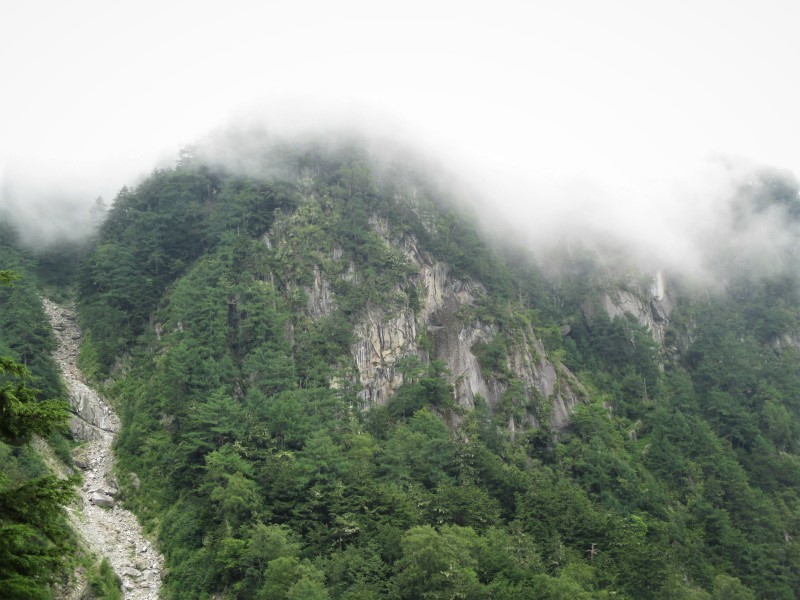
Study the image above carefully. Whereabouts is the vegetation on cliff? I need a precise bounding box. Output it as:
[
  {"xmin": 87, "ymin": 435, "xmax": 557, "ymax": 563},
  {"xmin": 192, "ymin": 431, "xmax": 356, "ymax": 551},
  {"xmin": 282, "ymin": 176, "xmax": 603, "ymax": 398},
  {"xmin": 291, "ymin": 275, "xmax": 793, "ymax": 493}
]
[
  {"xmin": 0, "ymin": 228, "xmax": 78, "ymax": 599},
  {"xmin": 9, "ymin": 136, "xmax": 798, "ymax": 598}
]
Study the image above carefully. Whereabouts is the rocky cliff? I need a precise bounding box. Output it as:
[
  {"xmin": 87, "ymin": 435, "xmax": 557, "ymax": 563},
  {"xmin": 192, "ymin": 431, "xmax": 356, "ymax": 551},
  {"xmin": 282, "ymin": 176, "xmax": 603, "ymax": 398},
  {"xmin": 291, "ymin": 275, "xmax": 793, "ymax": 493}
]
[
  {"xmin": 343, "ymin": 217, "xmax": 585, "ymax": 429},
  {"xmin": 581, "ymin": 270, "xmax": 675, "ymax": 345}
]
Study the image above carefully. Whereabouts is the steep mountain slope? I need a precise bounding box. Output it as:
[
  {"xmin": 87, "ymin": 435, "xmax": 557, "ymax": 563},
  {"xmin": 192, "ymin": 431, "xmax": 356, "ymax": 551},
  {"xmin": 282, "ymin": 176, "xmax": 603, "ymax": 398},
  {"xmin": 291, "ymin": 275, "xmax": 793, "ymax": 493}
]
[
  {"xmin": 0, "ymin": 228, "xmax": 125, "ymax": 599},
  {"xmin": 74, "ymin": 136, "xmax": 800, "ymax": 599},
  {"xmin": 43, "ymin": 298, "xmax": 163, "ymax": 598}
]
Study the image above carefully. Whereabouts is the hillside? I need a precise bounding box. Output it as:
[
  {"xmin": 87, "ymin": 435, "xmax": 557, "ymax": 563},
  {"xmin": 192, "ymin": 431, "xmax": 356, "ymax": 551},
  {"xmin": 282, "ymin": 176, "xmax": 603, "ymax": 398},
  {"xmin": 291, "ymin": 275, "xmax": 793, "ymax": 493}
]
[
  {"xmin": 57, "ymin": 136, "xmax": 800, "ymax": 598},
  {"xmin": 0, "ymin": 227, "xmax": 127, "ymax": 599}
]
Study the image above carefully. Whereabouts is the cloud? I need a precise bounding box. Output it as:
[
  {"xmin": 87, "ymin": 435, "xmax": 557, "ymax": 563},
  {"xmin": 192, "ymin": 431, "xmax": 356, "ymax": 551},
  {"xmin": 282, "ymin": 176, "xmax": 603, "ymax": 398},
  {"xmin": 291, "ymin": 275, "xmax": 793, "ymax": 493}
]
[
  {"xmin": 187, "ymin": 106, "xmax": 800, "ymax": 290},
  {"xmin": 2, "ymin": 1, "xmax": 800, "ymax": 282},
  {"xmin": 1, "ymin": 162, "xmax": 102, "ymax": 248},
  {"xmin": 5, "ymin": 92, "xmax": 799, "ymax": 292}
]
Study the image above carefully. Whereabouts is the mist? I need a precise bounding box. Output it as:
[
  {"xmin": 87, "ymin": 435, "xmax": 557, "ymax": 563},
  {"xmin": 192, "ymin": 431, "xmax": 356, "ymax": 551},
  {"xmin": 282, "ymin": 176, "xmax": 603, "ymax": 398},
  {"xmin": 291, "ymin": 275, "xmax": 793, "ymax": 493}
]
[
  {"xmin": 2, "ymin": 165, "xmax": 105, "ymax": 248},
  {"xmin": 3, "ymin": 1, "xmax": 800, "ymax": 285},
  {"xmin": 4, "ymin": 99, "xmax": 800, "ymax": 289},
  {"xmin": 130, "ymin": 104, "xmax": 796, "ymax": 297}
]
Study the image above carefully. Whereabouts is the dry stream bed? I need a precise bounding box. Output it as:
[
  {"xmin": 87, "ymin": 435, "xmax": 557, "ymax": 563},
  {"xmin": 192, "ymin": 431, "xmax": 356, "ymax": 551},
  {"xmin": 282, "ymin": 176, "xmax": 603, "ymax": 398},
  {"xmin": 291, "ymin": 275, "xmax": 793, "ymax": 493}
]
[{"xmin": 43, "ymin": 299, "xmax": 164, "ymax": 599}]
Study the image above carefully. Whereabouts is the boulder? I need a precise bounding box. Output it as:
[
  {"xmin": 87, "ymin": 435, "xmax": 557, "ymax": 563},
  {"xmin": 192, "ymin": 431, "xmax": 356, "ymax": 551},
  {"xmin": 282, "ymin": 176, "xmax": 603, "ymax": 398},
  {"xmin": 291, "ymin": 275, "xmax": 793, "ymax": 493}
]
[
  {"xmin": 121, "ymin": 567, "xmax": 142, "ymax": 578},
  {"xmin": 89, "ymin": 492, "xmax": 114, "ymax": 508}
]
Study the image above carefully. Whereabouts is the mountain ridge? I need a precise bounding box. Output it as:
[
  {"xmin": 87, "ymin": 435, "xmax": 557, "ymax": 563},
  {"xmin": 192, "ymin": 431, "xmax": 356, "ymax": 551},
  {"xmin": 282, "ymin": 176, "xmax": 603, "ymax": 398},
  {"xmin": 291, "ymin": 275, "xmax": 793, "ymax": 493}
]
[{"xmin": 42, "ymin": 135, "xmax": 800, "ymax": 598}]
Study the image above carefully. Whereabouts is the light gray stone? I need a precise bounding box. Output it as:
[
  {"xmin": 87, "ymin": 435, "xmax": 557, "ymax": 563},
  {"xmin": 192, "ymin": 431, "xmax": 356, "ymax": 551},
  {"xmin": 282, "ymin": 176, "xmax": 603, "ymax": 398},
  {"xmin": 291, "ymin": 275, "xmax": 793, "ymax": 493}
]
[
  {"xmin": 89, "ymin": 492, "xmax": 114, "ymax": 508},
  {"xmin": 121, "ymin": 567, "xmax": 142, "ymax": 578}
]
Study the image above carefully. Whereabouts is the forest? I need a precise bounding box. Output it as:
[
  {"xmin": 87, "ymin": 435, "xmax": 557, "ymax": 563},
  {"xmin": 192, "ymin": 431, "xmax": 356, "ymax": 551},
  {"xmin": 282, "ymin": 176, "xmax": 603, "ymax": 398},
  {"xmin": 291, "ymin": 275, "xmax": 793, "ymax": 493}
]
[
  {"xmin": 3, "ymin": 136, "xmax": 800, "ymax": 598},
  {"xmin": 0, "ymin": 225, "xmax": 124, "ymax": 599}
]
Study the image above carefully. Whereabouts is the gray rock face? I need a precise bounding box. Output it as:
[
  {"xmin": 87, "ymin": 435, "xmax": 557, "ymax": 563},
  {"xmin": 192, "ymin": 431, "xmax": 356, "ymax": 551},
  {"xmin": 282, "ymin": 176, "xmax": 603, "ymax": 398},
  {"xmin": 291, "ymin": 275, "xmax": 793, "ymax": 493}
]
[
  {"xmin": 581, "ymin": 271, "xmax": 674, "ymax": 344},
  {"xmin": 348, "ymin": 217, "xmax": 585, "ymax": 429},
  {"xmin": 121, "ymin": 567, "xmax": 142, "ymax": 579},
  {"xmin": 475, "ymin": 325, "xmax": 584, "ymax": 431},
  {"xmin": 550, "ymin": 367, "xmax": 587, "ymax": 430},
  {"xmin": 90, "ymin": 492, "xmax": 115, "ymax": 508},
  {"xmin": 306, "ymin": 264, "xmax": 335, "ymax": 318},
  {"xmin": 350, "ymin": 223, "xmax": 492, "ymax": 410},
  {"xmin": 774, "ymin": 333, "xmax": 800, "ymax": 350},
  {"xmin": 353, "ymin": 306, "xmax": 420, "ymax": 407},
  {"xmin": 43, "ymin": 300, "xmax": 120, "ymax": 441},
  {"xmin": 429, "ymin": 301, "xmax": 494, "ymax": 410},
  {"xmin": 70, "ymin": 385, "xmax": 119, "ymax": 433},
  {"xmin": 141, "ymin": 569, "xmax": 160, "ymax": 582}
]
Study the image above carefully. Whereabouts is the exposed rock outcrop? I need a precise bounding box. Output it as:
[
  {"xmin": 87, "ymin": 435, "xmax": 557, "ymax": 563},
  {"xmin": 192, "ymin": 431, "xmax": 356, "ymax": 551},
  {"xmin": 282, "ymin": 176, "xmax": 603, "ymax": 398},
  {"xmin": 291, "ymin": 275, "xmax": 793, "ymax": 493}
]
[
  {"xmin": 431, "ymin": 313, "xmax": 494, "ymax": 411},
  {"xmin": 352, "ymin": 306, "xmax": 420, "ymax": 407},
  {"xmin": 581, "ymin": 271, "xmax": 674, "ymax": 344},
  {"xmin": 68, "ymin": 382, "xmax": 119, "ymax": 441},
  {"xmin": 349, "ymin": 220, "xmax": 585, "ymax": 429},
  {"xmin": 306, "ymin": 264, "xmax": 335, "ymax": 318}
]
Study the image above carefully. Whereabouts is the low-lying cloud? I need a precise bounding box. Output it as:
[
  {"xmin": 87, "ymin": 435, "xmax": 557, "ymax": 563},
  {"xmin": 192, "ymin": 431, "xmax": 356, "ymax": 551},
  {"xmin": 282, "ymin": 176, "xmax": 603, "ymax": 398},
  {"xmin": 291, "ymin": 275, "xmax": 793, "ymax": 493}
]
[
  {"xmin": 191, "ymin": 106, "xmax": 800, "ymax": 289},
  {"xmin": 2, "ymin": 100, "xmax": 799, "ymax": 292},
  {"xmin": 3, "ymin": 1, "xmax": 800, "ymax": 286}
]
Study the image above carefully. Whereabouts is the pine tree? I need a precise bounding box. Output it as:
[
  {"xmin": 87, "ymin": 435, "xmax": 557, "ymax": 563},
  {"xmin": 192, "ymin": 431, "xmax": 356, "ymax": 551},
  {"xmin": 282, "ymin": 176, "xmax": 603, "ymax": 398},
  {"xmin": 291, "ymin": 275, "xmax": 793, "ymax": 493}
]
[{"xmin": 0, "ymin": 272, "xmax": 77, "ymax": 598}]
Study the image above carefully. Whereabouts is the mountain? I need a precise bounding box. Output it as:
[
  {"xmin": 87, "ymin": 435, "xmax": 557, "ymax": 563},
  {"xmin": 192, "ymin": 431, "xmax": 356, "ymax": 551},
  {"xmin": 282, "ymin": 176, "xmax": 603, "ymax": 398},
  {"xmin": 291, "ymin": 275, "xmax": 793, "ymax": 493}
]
[
  {"xmin": 0, "ymin": 227, "xmax": 126, "ymax": 599},
  {"xmin": 20, "ymin": 133, "xmax": 800, "ymax": 598}
]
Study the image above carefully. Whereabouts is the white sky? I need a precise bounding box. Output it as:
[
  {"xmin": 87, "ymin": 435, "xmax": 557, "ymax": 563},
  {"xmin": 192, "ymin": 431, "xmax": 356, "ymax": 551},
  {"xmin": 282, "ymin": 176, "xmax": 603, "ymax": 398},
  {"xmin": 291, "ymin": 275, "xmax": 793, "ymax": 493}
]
[{"xmin": 2, "ymin": 0, "xmax": 800, "ymax": 258}]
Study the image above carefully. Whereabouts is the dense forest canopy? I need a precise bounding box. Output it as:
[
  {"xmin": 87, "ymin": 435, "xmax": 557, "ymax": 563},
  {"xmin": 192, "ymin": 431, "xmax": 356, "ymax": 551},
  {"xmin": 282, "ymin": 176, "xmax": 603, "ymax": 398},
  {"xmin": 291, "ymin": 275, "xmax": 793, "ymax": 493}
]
[{"xmin": 5, "ymin": 134, "xmax": 800, "ymax": 598}]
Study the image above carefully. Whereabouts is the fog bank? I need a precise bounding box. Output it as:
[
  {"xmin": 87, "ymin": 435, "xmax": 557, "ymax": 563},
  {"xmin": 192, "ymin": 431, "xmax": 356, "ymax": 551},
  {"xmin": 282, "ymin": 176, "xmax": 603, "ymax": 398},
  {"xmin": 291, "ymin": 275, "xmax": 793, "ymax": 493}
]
[{"xmin": 3, "ymin": 1, "xmax": 800, "ymax": 279}]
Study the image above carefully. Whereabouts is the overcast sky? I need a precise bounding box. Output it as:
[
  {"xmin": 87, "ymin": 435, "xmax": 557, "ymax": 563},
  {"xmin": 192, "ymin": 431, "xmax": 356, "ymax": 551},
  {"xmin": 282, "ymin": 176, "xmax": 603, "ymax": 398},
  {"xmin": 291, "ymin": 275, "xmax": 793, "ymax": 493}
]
[{"xmin": 2, "ymin": 0, "xmax": 800, "ymax": 261}]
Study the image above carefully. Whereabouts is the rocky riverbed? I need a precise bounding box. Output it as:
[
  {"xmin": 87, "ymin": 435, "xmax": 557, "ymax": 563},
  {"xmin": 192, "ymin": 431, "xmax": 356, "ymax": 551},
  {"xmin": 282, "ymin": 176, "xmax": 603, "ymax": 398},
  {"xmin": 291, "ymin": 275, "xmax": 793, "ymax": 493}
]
[{"xmin": 43, "ymin": 298, "xmax": 164, "ymax": 599}]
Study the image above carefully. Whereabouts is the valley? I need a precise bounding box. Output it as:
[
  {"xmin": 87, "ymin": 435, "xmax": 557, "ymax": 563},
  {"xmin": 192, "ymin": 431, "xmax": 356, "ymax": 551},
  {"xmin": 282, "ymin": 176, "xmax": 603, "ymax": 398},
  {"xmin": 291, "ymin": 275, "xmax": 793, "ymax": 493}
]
[{"xmin": 43, "ymin": 299, "xmax": 163, "ymax": 599}]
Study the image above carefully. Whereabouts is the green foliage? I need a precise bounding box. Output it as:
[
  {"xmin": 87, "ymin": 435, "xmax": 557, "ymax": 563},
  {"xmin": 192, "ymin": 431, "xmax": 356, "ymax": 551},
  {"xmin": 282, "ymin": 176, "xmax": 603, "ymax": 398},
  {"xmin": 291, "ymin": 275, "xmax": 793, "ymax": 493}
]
[
  {"xmin": 0, "ymin": 256, "xmax": 64, "ymax": 403},
  {"xmin": 0, "ymin": 259, "xmax": 77, "ymax": 598},
  {"xmin": 88, "ymin": 558, "xmax": 122, "ymax": 599},
  {"xmin": 0, "ymin": 270, "xmax": 20, "ymax": 286},
  {"xmin": 32, "ymin": 238, "xmax": 92, "ymax": 299},
  {"xmin": 391, "ymin": 524, "xmax": 482, "ymax": 599},
  {"xmin": 387, "ymin": 361, "xmax": 454, "ymax": 419},
  {"xmin": 472, "ymin": 336, "xmax": 509, "ymax": 380},
  {"xmin": 69, "ymin": 140, "xmax": 800, "ymax": 599},
  {"xmin": 0, "ymin": 358, "xmax": 68, "ymax": 444},
  {"xmin": 77, "ymin": 169, "xmax": 296, "ymax": 375},
  {"xmin": 712, "ymin": 574, "xmax": 756, "ymax": 600}
]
